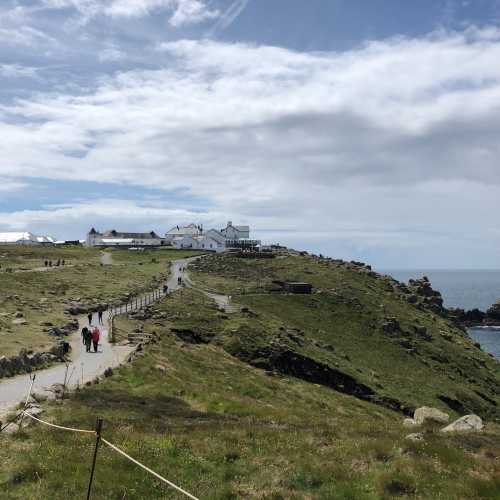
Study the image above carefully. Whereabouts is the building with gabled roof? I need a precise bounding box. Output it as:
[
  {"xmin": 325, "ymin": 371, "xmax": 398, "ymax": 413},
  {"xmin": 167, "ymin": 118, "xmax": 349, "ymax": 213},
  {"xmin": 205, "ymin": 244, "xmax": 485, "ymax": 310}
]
[
  {"xmin": 86, "ymin": 228, "xmax": 165, "ymax": 247},
  {"xmin": 165, "ymin": 223, "xmax": 202, "ymax": 243},
  {"xmin": 220, "ymin": 221, "xmax": 250, "ymax": 240}
]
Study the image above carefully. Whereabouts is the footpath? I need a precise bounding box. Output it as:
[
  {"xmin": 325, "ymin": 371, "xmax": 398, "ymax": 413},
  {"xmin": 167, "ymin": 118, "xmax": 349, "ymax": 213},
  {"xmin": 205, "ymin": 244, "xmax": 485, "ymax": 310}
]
[{"xmin": 0, "ymin": 257, "xmax": 190, "ymax": 420}]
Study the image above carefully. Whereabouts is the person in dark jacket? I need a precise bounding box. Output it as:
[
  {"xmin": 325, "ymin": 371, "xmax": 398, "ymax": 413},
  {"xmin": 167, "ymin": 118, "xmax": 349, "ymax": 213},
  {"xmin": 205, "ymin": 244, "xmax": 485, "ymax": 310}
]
[
  {"xmin": 98, "ymin": 308, "xmax": 103, "ymax": 325},
  {"xmin": 87, "ymin": 312, "xmax": 93, "ymax": 325},
  {"xmin": 81, "ymin": 326, "xmax": 89, "ymax": 345},
  {"xmin": 83, "ymin": 328, "xmax": 92, "ymax": 352}
]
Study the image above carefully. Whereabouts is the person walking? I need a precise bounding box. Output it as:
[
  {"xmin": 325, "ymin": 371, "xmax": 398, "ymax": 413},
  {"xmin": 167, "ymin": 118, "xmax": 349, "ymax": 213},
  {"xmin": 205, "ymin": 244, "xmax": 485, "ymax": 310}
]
[
  {"xmin": 91, "ymin": 326, "xmax": 100, "ymax": 353},
  {"xmin": 98, "ymin": 308, "xmax": 103, "ymax": 325},
  {"xmin": 87, "ymin": 311, "xmax": 93, "ymax": 325},
  {"xmin": 81, "ymin": 326, "xmax": 89, "ymax": 345},
  {"xmin": 83, "ymin": 328, "xmax": 92, "ymax": 353}
]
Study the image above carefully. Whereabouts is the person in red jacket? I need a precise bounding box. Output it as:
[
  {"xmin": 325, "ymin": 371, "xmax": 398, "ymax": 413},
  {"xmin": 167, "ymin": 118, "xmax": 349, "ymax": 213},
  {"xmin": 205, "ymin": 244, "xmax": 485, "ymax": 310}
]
[{"xmin": 91, "ymin": 326, "xmax": 100, "ymax": 353}]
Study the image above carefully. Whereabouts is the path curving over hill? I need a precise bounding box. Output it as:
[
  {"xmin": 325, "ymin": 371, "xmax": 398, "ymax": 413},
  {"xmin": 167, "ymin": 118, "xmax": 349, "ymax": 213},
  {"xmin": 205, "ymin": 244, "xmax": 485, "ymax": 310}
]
[{"xmin": 0, "ymin": 258, "xmax": 189, "ymax": 421}]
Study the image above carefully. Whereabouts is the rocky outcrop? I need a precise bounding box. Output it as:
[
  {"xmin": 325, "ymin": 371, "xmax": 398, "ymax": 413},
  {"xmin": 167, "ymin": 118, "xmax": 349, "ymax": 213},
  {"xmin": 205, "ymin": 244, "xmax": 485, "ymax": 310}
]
[
  {"xmin": 0, "ymin": 341, "xmax": 70, "ymax": 379},
  {"xmin": 441, "ymin": 414, "xmax": 484, "ymax": 433},
  {"xmin": 45, "ymin": 319, "xmax": 79, "ymax": 337},
  {"xmin": 402, "ymin": 406, "xmax": 450, "ymax": 427},
  {"xmin": 486, "ymin": 301, "xmax": 500, "ymax": 321},
  {"xmin": 413, "ymin": 406, "xmax": 449, "ymax": 425}
]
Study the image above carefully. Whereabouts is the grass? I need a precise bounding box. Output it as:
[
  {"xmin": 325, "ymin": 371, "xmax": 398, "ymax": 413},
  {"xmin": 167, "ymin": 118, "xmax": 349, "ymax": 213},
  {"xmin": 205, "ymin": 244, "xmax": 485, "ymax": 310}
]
[
  {"xmin": 0, "ymin": 247, "xmax": 203, "ymax": 357},
  {"xmin": 1, "ymin": 288, "xmax": 499, "ymax": 499},
  {"xmin": 0, "ymin": 245, "xmax": 100, "ymax": 271},
  {"xmin": 190, "ymin": 254, "xmax": 500, "ymax": 420}
]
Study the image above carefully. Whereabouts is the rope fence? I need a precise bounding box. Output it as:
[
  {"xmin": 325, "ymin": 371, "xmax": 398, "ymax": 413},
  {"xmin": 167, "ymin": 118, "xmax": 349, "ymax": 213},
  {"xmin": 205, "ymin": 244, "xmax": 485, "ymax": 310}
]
[{"xmin": 17, "ymin": 407, "xmax": 199, "ymax": 500}]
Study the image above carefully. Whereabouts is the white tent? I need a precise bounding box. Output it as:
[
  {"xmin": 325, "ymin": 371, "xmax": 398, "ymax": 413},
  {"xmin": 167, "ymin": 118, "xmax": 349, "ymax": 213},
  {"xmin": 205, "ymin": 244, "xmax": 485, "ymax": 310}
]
[{"xmin": 0, "ymin": 232, "xmax": 55, "ymax": 245}]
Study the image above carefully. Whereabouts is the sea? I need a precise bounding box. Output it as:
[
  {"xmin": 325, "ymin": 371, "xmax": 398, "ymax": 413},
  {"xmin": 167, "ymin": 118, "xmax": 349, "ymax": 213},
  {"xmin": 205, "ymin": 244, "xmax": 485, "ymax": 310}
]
[{"xmin": 381, "ymin": 269, "xmax": 500, "ymax": 359}]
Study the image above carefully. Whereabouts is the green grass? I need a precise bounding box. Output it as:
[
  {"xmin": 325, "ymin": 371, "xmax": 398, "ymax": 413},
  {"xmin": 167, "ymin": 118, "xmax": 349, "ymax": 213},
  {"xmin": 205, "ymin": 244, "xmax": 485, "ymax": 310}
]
[
  {"xmin": 0, "ymin": 245, "xmax": 100, "ymax": 271},
  {"xmin": 0, "ymin": 248, "xmax": 201, "ymax": 357},
  {"xmin": 1, "ymin": 288, "xmax": 499, "ymax": 499},
  {"xmin": 190, "ymin": 254, "xmax": 500, "ymax": 420}
]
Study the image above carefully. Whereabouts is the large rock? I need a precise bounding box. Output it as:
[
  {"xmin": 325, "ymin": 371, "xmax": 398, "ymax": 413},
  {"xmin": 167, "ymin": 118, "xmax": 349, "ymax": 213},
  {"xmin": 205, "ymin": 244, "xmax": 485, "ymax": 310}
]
[
  {"xmin": 486, "ymin": 300, "xmax": 500, "ymax": 321},
  {"xmin": 441, "ymin": 415, "xmax": 484, "ymax": 433},
  {"xmin": 413, "ymin": 406, "xmax": 449, "ymax": 425},
  {"xmin": 405, "ymin": 432, "xmax": 424, "ymax": 442}
]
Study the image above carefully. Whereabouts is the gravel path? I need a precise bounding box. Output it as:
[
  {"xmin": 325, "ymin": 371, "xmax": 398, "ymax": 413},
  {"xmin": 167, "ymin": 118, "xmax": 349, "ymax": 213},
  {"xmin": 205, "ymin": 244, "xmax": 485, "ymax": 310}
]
[{"xmin": 0, "ymin": 258, "xmax": 190, "ymax": 420}]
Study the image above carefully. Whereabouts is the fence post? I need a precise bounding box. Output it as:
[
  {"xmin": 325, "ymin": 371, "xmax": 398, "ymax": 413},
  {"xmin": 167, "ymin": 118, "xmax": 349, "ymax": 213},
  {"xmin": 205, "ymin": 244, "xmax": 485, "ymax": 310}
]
[{"xmin": 86, "ymin": 417, "xmax": 103, "ymax": 500}]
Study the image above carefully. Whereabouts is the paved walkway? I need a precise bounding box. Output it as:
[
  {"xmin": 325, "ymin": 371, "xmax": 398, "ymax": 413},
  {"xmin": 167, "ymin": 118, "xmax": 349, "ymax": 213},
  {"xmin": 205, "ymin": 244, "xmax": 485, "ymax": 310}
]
[{"xmin": 0, "ymin": 258, "xmax": 189, "ymax": 420}]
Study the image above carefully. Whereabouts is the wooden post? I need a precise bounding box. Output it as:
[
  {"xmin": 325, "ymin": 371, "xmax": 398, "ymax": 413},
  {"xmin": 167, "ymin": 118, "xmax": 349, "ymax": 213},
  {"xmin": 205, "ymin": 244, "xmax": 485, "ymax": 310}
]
[
  {"xmin": 86, "ymin": 417, "xmax": 103, "ymax": 500},
  {"xmin": 62, "ymin": 362, "xmax": 70, "ymax": 399}
]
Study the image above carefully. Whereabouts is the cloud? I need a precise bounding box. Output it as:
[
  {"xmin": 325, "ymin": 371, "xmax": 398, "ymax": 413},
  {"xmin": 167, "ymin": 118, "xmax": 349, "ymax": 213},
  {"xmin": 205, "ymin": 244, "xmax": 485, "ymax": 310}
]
[
  {"xmin": 98, "ymin": 45, "xmax": 126, "ymax": 62},
  {"xmin": 0, "ymin": 178, "xmax": 28, "ymax": 192},
  {"xmin": 2, "ymin": 29, "xmax": 500, "ymax": 265},
  {"xmin": 169, "ymin": 0, "xmax": 219, "ymax": 27},
  {"xmin": 208, "ymin": 0, "xmax": 249, "ymax": 34},
  {"xmin": 40, "ymin": 0, "xmax": 219, "ymax": 25},
  {"xmin": 0, "ymin": 64, "xmax": 39, "ymax": 79}
]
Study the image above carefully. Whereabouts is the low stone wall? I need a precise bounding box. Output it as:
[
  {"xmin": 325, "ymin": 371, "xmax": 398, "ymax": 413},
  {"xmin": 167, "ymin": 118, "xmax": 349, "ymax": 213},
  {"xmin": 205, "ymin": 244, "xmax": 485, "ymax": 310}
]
[{"xmin": 0, "ymin": 341, "xmax": 71, "ymax": 379}]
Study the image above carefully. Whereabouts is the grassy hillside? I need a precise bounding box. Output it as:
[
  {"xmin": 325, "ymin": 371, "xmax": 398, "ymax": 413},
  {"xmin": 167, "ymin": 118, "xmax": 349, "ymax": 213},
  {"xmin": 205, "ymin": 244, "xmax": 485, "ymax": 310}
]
[
  {"xmin": 0, "ymin": 247, "xmax": 200, "ymax": 357},
  {"xmin": 1, "ymin": 288, "xmax": 499, "ymax": 499},
  {"xmin": 190, "ymin": 254, "xmax": 500, "ymax": 420}
]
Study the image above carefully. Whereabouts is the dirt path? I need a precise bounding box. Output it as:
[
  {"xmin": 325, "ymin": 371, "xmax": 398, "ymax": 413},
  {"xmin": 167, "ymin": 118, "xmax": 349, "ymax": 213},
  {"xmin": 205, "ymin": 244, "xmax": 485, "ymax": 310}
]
[
  {"xmin": 100, "ymin": 251, "xmax": 113, "ymax": 266},
  {"xmin": 182, "ymin": 257, "xmax": 240, "ymax": 313},
  {"xmin": 0, "ymin": 258, "xmax": 189, "ymax": 420},
  {"xmin": 5, "ymin": 264, "xmax": 75, "ymax": 274}
]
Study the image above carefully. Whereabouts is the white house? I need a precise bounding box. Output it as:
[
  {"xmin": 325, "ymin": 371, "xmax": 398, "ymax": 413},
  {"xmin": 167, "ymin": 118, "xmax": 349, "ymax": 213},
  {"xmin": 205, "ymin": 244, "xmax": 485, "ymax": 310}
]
[
  {"xmin": 165, "ymin": 223, "xmax": 202, "ymax": 244},
  {"xmin": 220, "ymin": 221, "xmax": 250, "ymax": 240},
  {"xmin": 86, "ymin": 229, "xmax": 166, "ymax": 247},
  {"xmin": 0, "ymin": 232, "xmax": 55, "ymax": 246},
  {"xmin": 171, "ymin": 224, "xmax": 258, "ymax": 252}
]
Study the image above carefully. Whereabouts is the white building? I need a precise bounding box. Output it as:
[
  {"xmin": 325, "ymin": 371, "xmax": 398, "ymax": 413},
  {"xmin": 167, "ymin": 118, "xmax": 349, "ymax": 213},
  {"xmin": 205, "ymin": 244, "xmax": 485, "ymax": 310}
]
[
  {"xmin": 0, "ymin": 232, "xmax": 55, "ymax": 246},
  {"xmin": 220, "ymin": 221, "xmax": 250, "ymax": 240},
  {"xmin": 86, "ymin": 229, "xmax": 166, "ymax": 247},
  {"xmin": 171, "ymin": 222, "xmax": 259, "ymax": 252},
  {"xmin": 165, "ymin": 223, "xmax": 202, "ymax": 244}
]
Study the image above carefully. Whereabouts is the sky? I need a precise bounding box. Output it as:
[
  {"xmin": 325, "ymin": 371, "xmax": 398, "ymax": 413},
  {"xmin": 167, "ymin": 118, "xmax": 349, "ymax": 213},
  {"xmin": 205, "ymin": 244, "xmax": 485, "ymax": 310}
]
[{"xmin": 1, "ymin": 0, "xmax": 500, "ymax": 269}]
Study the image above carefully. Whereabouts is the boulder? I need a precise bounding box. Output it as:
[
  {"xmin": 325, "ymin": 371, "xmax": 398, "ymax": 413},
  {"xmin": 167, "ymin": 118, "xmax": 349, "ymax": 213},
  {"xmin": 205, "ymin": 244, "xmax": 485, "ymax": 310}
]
[
  {"xmin": 403, "ymin": 418, "xmax": 417, "ymax": 428},
  {"xmin": 441, "ymin": 415, "xmax": 483, "ymax": 433},
  {"xmin": 405, "ymin": 432, "xmax": 424, "ymax": 442},
  {"xmin": 413, "ymin": 406, "xmax": 449, "ymax": 425}
]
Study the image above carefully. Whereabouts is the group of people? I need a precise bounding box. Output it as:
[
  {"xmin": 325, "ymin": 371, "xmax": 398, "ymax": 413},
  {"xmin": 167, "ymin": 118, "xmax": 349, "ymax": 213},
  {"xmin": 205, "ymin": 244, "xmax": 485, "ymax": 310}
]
[
  {"xmin": 44, "ymin": 259, "xmax": 65, "ymax": 267},
  {"xmin": 87, "ymin": 309, "xmax": 104, "ymax": 325},
  {"xmin": 80, "ymin": 308, "xmax": 106, "ymax": 353},
  {"xmin": 81, "ymin": 325, "xmax": 100, "ymax": 353}
]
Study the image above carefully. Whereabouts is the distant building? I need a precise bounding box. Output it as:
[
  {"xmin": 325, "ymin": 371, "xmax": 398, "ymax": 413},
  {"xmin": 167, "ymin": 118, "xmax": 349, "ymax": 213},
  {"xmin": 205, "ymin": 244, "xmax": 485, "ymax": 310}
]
[
  {"xmin": 220, "ymin": 221, "xmax": 250, "ymax": 240},
  {"xmin": 165, "ymin": 223, "xmax": 202, "ymax": 244},
  {"xmin": 86, "ymin": 228, "xmax": 165, "ymax": 247},
  {"xmin": 170, "ymin": 221, "xmax": 260, "ymax": 252},
  {"xmin": 0, "ymin": 232, "xmax": 55, "ymax": 246}
]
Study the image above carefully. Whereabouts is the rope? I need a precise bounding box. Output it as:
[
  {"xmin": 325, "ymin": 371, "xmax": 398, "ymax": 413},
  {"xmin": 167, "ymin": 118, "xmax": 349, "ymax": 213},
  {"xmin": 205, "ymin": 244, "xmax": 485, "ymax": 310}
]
[
  {"xmin": 19, "ymin": 411, "xmax": 199, "ymax": 499},
  {"xmin": 0, "ymin": 411, "xmax": 23, "ymax": 433},
  {"xmin": 21, "ymin": 411, "xmax": 96, "ymax": 435},
  {"xmin": 101, "ymin": 438, "xmax": 199, "ymax": 500}
]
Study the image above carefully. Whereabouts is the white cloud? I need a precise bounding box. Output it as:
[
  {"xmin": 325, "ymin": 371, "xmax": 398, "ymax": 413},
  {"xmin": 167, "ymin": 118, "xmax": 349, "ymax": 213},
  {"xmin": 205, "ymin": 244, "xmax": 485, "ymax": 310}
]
[
  {"xmin": 40, "ymin": 0, "xmax": 219, "ymax": 25},
  {"xmin": 0, "ymin": 178, "xmax": 28, "ymax": 192},
  {"xmin": 209, "ymin": 0, "xmax": 249, "ymax": 34},
  {"xmin": 98, "ymin": 45, "xmax": 126, "ymax": 62},
  {"xmin": 0, "ymin": 64, "xmax": 38, "ymax": 79},
  {"xmin": 2, "ymin": 30, "xmax": 500, "ymax": 265},
  {"xmin": 169, "ymin": 0, "xmax": 219, "ymax": 28}
]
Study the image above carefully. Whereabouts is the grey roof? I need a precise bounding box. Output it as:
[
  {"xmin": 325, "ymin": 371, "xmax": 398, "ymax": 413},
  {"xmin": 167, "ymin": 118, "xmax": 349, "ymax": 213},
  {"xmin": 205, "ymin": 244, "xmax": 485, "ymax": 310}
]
[{"xmin": 102, "ymin": 230, "xmax": 161, "ymax": 239}]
